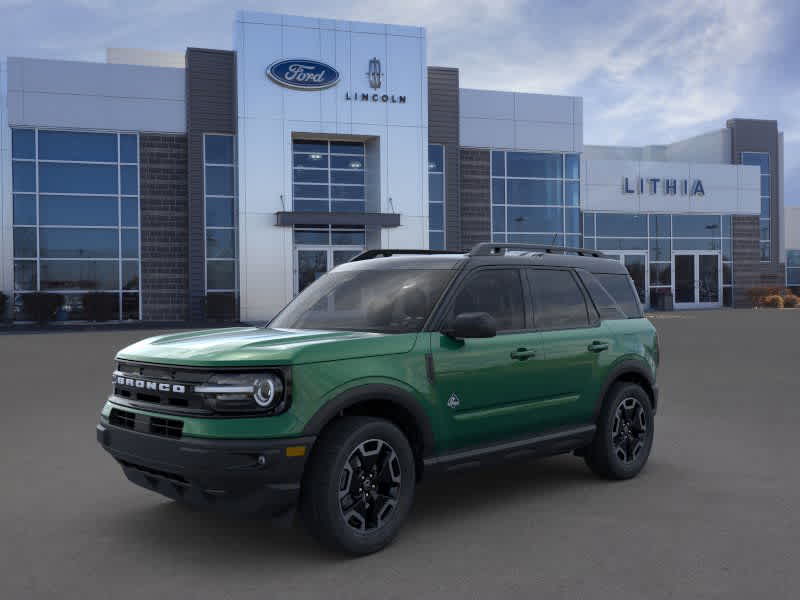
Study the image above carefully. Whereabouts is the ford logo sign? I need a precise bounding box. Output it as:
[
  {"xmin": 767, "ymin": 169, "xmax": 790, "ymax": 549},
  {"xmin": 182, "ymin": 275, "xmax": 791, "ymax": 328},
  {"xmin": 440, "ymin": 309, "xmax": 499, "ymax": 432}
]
[{"xmin": 267, "ymin": 59, "xmax": 340, "ymax": 90}]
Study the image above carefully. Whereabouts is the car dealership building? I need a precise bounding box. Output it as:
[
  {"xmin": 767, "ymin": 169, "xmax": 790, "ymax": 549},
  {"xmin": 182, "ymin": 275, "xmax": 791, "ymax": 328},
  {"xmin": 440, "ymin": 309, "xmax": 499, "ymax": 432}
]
[{"xmin": 0, "ymin": 11, "xmax": 792, "ymax": 322}]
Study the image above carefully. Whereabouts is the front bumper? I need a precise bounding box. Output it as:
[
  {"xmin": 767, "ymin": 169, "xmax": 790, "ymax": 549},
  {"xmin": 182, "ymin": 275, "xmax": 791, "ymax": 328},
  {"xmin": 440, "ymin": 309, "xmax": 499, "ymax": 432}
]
[{"xmin": 97, "ymin": 418, "xmax": 315, "ymax": 516}]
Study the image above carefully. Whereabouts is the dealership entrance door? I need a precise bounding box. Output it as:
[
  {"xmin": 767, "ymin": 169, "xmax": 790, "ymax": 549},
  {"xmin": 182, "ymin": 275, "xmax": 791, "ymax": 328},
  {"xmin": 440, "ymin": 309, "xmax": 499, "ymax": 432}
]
[
  {"xmin": 672, "ymin": 251, "xmax": 722, "ymax": 309},
  {"xmin": 604, "ymin": 252, "xmax": 648, "ymax": 308},
  {"xmin": 295, "ymin": 247, "xmax": 362, "ymax": 294}
]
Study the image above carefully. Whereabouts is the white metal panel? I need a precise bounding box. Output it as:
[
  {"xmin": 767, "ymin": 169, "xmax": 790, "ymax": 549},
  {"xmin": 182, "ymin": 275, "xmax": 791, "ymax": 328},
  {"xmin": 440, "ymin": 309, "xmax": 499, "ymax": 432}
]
[
  {"xmin": 514, "ymin": 92, "xmax": 573, "ymax": 123},
  {"xmin": 349, "ymin": 32, "xmax": 388, "ymax": 126},
  {"xmin": 459, "ymin": 116, "xmax": 514, "ymax": 149},
  {"xmin": 514, "ymin": 120, "xmax": 574, "ymax": 152},
  {"xmin": 387, "ymin": 34, "xmax": 423, "ymax": 127},
  {"xmin": 239, "ymin": 117, "xmax": 285, "ymax": 215},
  {"xmin": 386, "ymin": 124, "xmax": 424, "ymax": 217},
  {"xmin": 282, "ymin": 26, "xmax": 326, "ymax": 124},
  {"xmin": 236, "ymin": 23, "xmax": 283, "ymax": 121},
  {"xmin": 459, "ymin": 89, "xmax": 514, "ymax": 120}
]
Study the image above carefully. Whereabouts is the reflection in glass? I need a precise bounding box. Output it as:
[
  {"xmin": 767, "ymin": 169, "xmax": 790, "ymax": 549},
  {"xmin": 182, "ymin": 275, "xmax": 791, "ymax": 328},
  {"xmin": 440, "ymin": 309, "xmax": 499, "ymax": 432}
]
[
  {"xmin": 39, "ymin": 163, "xmax": 118, "ymax": 194},
  {"xmin": 40, "ymin": 196, "xmax": 118, "ymax": 226},
  {"xmin": 207, "ymin": 260, "xmax": 236, "ymax": 290},
  {"xmin": 39, "ymin": 228, "xmax": 118, "ymax": 258},
  {"xmin": 40, "ymin": 261, "xmax": 119, "ymax": 290}
]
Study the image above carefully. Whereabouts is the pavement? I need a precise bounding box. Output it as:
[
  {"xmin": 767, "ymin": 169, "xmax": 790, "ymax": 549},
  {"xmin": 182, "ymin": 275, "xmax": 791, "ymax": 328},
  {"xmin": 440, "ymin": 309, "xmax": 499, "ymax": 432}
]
[{"xmin": 2, "ymin": 309, "xmax": 799, "ymax": 599}]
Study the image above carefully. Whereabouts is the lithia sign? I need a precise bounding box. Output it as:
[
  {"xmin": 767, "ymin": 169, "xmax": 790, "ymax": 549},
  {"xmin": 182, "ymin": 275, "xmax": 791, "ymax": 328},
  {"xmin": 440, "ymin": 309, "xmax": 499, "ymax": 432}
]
[
  {"xmin": 267, "ymin": 57, "xmax": 407, "ymax": 103},
  {"xmin": 623, "ymin": 177, "xmax": 705, "ymax": 196}
]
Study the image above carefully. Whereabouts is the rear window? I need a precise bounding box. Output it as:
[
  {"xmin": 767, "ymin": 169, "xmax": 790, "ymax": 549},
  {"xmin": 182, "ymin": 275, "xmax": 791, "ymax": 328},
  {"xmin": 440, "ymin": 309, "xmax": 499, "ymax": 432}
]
[
  {"xmin": 577, "ymin": 271, "xmax": 627, "ymax": 320},
  {"xmin": 594, "ymin": 273, "xmax": 643, "ymax": 318}
]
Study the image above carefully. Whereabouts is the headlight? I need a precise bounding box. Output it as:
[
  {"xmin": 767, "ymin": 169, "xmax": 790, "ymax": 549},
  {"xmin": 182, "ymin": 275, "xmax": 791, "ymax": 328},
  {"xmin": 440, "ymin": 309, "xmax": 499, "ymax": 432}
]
[{"xmin": 195, "ymin": 373, "xmax": 287, "ymax": 415}]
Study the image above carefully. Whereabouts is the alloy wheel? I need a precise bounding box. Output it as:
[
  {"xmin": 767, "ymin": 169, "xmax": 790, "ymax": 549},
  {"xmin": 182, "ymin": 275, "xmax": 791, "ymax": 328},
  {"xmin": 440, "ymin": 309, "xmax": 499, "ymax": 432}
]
[{"xmin": 612, "ymin": 397, "xmax": 648, "ymax": 464}]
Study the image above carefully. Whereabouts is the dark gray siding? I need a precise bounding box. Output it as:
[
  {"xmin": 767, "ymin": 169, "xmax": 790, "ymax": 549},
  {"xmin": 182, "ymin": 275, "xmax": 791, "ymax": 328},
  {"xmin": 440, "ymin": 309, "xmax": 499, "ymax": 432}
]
[
  {"xmin": 186, "ymin": 48, "xmax": 237, "ymax": 321},
  {"xmin": 427, "ymin": 67, "xmax": 461, "ymax": 250},
  {"xmin": 727, "ymin": 118, "xmax": 785, "ymax": 287},
  {"xmin": 459, "ymin": 149, "xmax": 491, "ymax": 249},
  {"xmin": 139, "ymin": 134, "xmax": 189, "ymax": 321},
  {"xmin": 732, "ymin": 215, "xmax": 761, "ymax": 307}
]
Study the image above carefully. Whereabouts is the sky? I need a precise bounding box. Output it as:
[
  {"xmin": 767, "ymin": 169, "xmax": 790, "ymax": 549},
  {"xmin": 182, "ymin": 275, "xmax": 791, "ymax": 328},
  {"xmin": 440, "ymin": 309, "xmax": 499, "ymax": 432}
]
[{"xmin": 1, "ymin": 0, "xmax": 798, "ymax": 204}]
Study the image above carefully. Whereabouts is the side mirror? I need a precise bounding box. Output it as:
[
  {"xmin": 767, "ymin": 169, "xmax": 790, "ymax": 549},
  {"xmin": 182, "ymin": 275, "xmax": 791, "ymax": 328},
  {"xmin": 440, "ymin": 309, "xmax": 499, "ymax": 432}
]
[{"xmin": 443, "ymin": 312, "xmax": 497, "ymax": 339}]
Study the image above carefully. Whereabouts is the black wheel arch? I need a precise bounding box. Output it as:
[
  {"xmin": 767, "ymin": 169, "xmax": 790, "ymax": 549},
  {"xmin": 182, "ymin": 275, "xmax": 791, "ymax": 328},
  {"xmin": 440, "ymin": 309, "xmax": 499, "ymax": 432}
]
[
  {"xmin": 302, "ymin": 384, "xmax": 436, "ymax": 477},
  {"xmin": 595, "ymin": 360, "xmax": 658, "ymax": 418}
]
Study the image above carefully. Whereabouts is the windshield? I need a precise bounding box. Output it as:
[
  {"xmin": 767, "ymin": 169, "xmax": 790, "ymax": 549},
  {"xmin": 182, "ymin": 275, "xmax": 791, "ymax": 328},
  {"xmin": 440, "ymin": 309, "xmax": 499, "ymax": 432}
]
[{"xmin": 270, "ymin": 268, "xmax": 454, "ymax": 333}]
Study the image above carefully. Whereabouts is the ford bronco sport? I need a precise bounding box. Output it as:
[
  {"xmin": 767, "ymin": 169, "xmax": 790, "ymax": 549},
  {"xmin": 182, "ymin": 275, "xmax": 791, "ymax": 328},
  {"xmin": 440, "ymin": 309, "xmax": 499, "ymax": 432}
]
[{"xmin": 97, "ymin": 242, "xmax": 659, "ymax": 555}]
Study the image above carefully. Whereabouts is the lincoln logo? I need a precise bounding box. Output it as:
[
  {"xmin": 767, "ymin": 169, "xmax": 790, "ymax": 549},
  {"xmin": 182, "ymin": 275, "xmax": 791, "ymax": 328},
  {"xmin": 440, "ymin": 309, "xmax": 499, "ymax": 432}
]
[
  {"xmin": 367, "ymin": 57, "xmax": 382, "ymax": 89},
  {"xmin": 266, "ymin": 59, "xmax": 341, "ymax": 90},
  {"xmin": 115, "ymin": 376, "xmax": 186, "ymax": 394}
]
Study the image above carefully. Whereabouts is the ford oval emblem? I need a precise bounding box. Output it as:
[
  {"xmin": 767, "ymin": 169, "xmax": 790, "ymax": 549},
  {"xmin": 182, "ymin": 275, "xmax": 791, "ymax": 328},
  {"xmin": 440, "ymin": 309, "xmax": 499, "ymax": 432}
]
[{"xmin": 267, "ymin": 59, "xmax": 340, "ymax": 90}]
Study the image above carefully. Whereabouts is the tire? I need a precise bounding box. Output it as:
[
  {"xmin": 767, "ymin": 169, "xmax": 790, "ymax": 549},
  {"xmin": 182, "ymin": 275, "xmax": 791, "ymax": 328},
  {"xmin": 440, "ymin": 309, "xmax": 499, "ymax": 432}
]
[
  {"xmin": 584, "ymin": 382, "xmax": 654, "ymax": 480},
  {"xmin": 300, "ymin": 416, "xmax": 416, "ymax": 556}
]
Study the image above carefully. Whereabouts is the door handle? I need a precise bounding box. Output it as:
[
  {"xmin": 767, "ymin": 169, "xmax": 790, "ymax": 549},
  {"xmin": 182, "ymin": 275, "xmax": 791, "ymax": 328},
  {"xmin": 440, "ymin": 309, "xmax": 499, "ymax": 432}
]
[
  {"xmin": 587, "ymin": 341, "xmax": 609, "ymax": 353},
  {"xmin": 510, "ymin": 348, "xmax": 537, "ymax": 360}
]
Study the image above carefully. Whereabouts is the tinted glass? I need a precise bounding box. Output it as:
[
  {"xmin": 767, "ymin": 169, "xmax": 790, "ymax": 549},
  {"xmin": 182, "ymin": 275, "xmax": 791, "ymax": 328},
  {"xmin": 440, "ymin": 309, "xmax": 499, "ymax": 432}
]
[
  {"xmin": 429, "ymin": 231, "xmax": 445, "ymax": 250},
  {"xmin": 332, "ymin": 170, "xmax": 364, "ymax": 185},
  {"xmin": 206, "ymin": 229, "xmax": 236, "ymax": 258},
  {"xmin": 565, "ymin": 154, "xmax": 579, "ymax": 179},
  {"xmin": 596, "ymin": 238, "xmax": 647, "ymax": 251},
  {"xmin": 121, "ymin": 165, "xmax": 138, "ymax": 195},
  {"xmin": 38, "ymin": 131, "xmax": 117, "ymax": 162},
  {"xmin": 595, "ymin": 273, "xmax": 642, "ymax": 318},
  {"xmin": 507, "ymin": 206, "xmax": 563, "ymax": 232},
  {"xmin": 293, "ymin": 140, "xmax": 328, "ymax": 154},
  {"xmin": 649, "ymin": 238, "xmax": 671, "ymax": 261},
  {"xmin": 40, "ymin": 195, "xmax": 118, "ymax": 226},
  {"xmin": 491, "ymin": 151, "xmax": 505, "ymax": 177},
  {"xmin": 673, "ymin": 214, "xmax": 720, "ymax": 237},
  {"xmin": 121, "ymin": 229, "xmax": 138, "ymax": 258},
  {"xmin": 39, "ymin": 228, "xmax": 117, "ymax": 258},
  {"xmin": 294, "ymin": 229, "xmax": 329, "ymax": 244},
  {"xmin": 331, "ymin": 155, "xmax": 363, "ymax": 169},
  {"xmin": 294, "ymin": 153, "xmax": 329, "ymax": 168},
  {"xmin": 205, "ymin": 135, "xmax": 234, "ymax": 164},
  {"xmin": 428, "ymin": 173, "xmax": 444, "ymax": 203},
  {"xmin": 13, "ymin": 227, "xmax": 37, "ymax": 258},
  {"xmin": 428, "ymin": 145, "xmax": 444, "ymax": 172},
  {"xmin": 206, "ymin": 166, "xmax": 235, "ymax": 195},
  {"xmin": 39, "ymin": 163, "xmax": 118, "ymax": 194},
  {"xmin": 294, "ymin": 184, "xmax": 328, "ymax": 199},
  {"xmin": 12, "ymin": 161, "xmax": 36, "ymax": 192},
  {"xmin": 507, "ymin": 152, "xmax": 562, "ymax": 178},
  {"xmin": 492, "ymin": 179, "xmax": 505, "ymax": 205},
  {"xmin": 272, "ymin": 269, "xmax": 453, "ymax": 333},
  {"xmin": 295, "ymin": 199, "xmax": 328, "ymax": 212},
  {"xmin": 509, "ymin": 233, "xmax": 564, "ymax": 245},
  {"xmin": 649, "ymin": 214, "xmax": 671, "ymax": 237},
  {"xmin": 12, "ymin": 129, "xmax": 35, "ymax": 159},
  {"xmin": 787, "ymin": 250, "xmax": 800, "ymax": 268},
  {"xmin": 121, "ymin": 198, "xmax": 139, "ymax": 227},
  {"xmin": 721, "ymin": 215, "xmax": 732, "ymax": 237},
  {"xmin": 450, "ymin": 270, "xmax": 525, "ymax": 332},
  {"xmin": 40, "ymin": 260, "xmax": 119, "ymax": 290},
  {"xmin": 13, "ymin": 194, "xmax": 36, "ymax": 225},
  {"xmin": 330, "ymin": 141, "xmax": 364, "ymax": 155},
  {"xmin": 741, "ymin": 152, "xmax": 769, "ymax": 174},
  {"xmin": 122, "ymin": 293, "xmax": 140, "ymax": 320},
  {"xmin": 565, "ymin": 181, "xmax": 579, "ymax": 206},
  {"xmin": 294, "ymin": 168, "xmax": 328, "ymax": 184},
  {"xmin": 332, "ymin": 200, "xmax": 365, "ymax": 212},
  {"xmin": 673, "ymin": 238, "xmax": 720, "ymax": 251},
  {"xmin": 528, "ymin": 269, "xmax": 588, "ymax": 329},
  {"xmin": 429, "ymin": 202, "xmax": 444, "ymax": 230},
  {"xmin": 14, "ymin": 261, "xmax": 37, "ymax": 291},
  {"xmin": 207, "ymin": 260, "xmax": 236, "ymax": 290},
  {"xmin": 565, "ymin": 208, "xmax": 580, "ymax": 233},
  {"xmin": 120, "ymin": 134, "xmax": 138, "ymax": 163},
  {"xmin": 577, "ymin": 270, "xmax": 625, "ymax": 320},
  {"xmin": 331, "ymin": 185, "xmax": 364, "ymax": 200},
  {"xmin": 206, "ymin": 197, "xmax": 235, "ymax": 227},
  {"xmin": 596, "ymin": 213, "xmax": 647, "ymax": 237},
  {"xmin": 507, "ymin": 179, "xmax": 562, "ymax": 205},
  {"xmin": 332, "ymin": 230, "xmax": 366, "ymax": 245},
  {"xmin": 122, "ymin": 261, "xmax": 139, "ymax": 290},
  {"xmin": 583, "ymin": 213, "xmax": 595, "ymax": 236},
  {"xmin": 650, "ymin": 263, "xmax": 671, "ymax": 286}
]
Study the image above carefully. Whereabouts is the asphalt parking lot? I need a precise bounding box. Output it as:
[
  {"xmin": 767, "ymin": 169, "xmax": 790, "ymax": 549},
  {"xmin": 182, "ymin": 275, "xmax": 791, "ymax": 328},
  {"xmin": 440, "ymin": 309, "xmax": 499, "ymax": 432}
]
[{"xmin": 2, "ymin": 309, "xmax": 799, "ymax": 599}]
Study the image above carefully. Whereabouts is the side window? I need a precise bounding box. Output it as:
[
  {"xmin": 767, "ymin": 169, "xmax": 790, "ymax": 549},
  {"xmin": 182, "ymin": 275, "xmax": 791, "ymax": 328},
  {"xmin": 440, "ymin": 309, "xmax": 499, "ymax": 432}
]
[
  {"xmin": 527, "ymin": 269, "xmax": 589, "ymax": 330},
  {"xmin": 577, "ymin": 270, "xmax": 627, "ymax": 320},
  {"xmin": 449, "ymin": 269, "xmax": 525, "ymax": 332},
  {"xmin": 594, "ymin": 273, "xmax": 643, "ymax": 318}
]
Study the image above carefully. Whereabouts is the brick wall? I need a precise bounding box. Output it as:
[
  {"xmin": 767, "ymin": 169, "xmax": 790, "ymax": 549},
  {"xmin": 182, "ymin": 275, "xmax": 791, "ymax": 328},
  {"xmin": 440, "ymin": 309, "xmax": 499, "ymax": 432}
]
[
  {"xmin": 460, "ymin": 149, "xmax": 491, "ymax": 249},
  {"xmin": 139, "ymin": 134, "xmax": 189, "ymax": 321}
]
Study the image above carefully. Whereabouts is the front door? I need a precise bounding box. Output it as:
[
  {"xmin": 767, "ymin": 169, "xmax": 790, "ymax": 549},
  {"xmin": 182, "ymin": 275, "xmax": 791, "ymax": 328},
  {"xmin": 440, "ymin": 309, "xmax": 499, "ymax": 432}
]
[
  {"xmin": 295, "ymin": 247, "xmax": 362, "ymax": 294},
  {"xmin": 672, "ymin": 252, "xmax": 721, "ymax": 308},
  {"xmin": 604, "ymin": 252, "xmax": 648, "ymax": 308}
]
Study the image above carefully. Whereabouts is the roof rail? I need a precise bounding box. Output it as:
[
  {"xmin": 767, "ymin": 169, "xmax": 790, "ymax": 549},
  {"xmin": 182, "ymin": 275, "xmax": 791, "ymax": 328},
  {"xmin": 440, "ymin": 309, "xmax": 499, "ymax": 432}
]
[
  {"xmin": 469, "ymin": 242, "xmax": 605, "ymax": 258},
  {"xmin": 349, "ymin": 248, "xmax": 460, "ymax": 262}
]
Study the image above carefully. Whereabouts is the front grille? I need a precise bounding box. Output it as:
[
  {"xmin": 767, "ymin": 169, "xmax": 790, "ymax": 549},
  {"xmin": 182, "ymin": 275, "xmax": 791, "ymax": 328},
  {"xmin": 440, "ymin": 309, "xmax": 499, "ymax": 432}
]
[
  {"xmin": 113, "ymin": 361, "xmax": 210, "ymax": 414},
  {"xmin": 109, "ymin": 408, "xmax": 136, "ymax": 430},
  {"xmin": 149, "ymin": 416, "xmax": 183, "ymax": 439}
]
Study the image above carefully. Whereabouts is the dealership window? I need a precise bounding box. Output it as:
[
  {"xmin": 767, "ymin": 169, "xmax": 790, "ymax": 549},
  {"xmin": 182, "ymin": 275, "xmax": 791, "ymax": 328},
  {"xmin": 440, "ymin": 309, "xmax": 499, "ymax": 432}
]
[
  {"xmin": 204, "ymin": 134, "xmax": 238, "ymax": 302},
  {"xmin": 742, "ymin": 152, "xmax": 770, "ymax": 261},
  {"xmin": 428, "ymin": 144, "xmax": 445, "ymax": 249},
  {"xmin": 583, "ymin": 213, "xmax": 733, "ymax": 307},
  {"xmin": 11, "ymin": 128, "xmax": 141, "ymax": 320},
  {"xmin": 292, "ymin": 140, "xmax": 365, "ymax": 213},
  {"xmin": 788, "ymin": 250, "xmax": 800, "ymax": 291},
  {"xmin": 293, "ymin": 225, "xmax": 365, "ymax": 293},
  {"xmin": 491, "ymin": 150, "xmax": 580, "ymax": 247}
]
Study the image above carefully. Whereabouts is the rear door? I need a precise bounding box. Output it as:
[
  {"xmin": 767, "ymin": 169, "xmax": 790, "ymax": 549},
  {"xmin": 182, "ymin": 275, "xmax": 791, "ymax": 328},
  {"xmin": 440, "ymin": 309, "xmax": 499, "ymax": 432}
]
[{"xmin": 524, "ymin": 268, "xmax": 612, "ymax": 429}]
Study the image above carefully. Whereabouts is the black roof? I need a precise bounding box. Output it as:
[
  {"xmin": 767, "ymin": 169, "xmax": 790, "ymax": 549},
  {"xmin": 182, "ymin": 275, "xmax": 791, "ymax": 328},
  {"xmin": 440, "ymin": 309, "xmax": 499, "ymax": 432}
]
[{"xmin": 343, "ymin": 243, "xmax": 629, "ymax": 275}]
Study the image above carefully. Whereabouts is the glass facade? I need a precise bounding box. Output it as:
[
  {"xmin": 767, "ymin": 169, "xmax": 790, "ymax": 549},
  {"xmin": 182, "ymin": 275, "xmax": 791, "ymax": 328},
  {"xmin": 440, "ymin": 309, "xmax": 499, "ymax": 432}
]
[
  {"xmin": 292, "ymin": 140, "xmax": 365, "ymax": 213},
  {"xmin": 428, "ymin": 144, "xmax": 445, "ymax": 249},
  {"xmin": 787, "ymin": 250, "xmax": 800, "ymax": 290},
  {"xmin": 742, "ymin": 152, "xmax": 770, "ymax": 261},
  {"xmin": 11, "ymin": 128, "xmax": 140, "ymax": 320},
  {"xmin": 491, "ymin": 150, "xmax": 580, "ymax": 247},
  {"xmin": 583, "ymin": 213, "xmax": 734, "ymax": 307},
  {"xmin": 204, "ymin": 134, "xmax": 238, "ymax": 294}
]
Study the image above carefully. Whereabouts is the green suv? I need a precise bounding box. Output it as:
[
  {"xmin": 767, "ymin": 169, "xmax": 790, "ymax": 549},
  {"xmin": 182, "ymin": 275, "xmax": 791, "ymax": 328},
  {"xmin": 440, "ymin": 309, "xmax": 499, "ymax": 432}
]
[{"xmin": 97, "ymin": 243, "xmax": 659, "ymax": 555}]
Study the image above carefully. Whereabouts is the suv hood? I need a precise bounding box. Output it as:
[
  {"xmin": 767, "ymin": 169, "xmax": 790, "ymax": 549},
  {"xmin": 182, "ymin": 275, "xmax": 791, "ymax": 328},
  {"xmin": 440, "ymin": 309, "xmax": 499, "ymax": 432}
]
[{"xmin": 116, "ymin": 327, "xmax": 419, "ymax": 367}]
